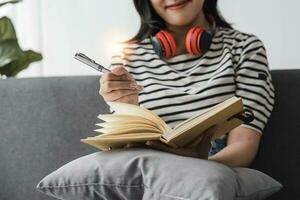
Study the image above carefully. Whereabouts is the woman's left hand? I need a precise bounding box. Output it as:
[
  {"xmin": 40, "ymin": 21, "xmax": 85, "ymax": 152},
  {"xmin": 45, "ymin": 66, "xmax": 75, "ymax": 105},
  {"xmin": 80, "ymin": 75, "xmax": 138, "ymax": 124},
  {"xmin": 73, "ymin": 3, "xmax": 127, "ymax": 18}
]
[{"xmin": 124, "ymin": 126, "xmax": 217, "ymax": 159}]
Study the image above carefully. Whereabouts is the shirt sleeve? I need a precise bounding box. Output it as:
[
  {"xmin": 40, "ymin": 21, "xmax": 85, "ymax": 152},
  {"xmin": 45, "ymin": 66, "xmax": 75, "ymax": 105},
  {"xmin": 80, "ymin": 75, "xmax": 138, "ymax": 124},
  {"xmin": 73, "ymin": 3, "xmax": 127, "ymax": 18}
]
[{"xmin": 235, "ymin": 35, "xmax": 275, "ymax": 134}]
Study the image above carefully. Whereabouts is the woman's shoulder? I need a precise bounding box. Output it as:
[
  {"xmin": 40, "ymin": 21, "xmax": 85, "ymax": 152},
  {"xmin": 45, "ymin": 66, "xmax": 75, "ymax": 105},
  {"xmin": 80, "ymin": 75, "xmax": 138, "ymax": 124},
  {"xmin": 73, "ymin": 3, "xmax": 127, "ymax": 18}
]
[{"xmin": 217, "ymin": 27, "xmax": 265, "ymax": 47}]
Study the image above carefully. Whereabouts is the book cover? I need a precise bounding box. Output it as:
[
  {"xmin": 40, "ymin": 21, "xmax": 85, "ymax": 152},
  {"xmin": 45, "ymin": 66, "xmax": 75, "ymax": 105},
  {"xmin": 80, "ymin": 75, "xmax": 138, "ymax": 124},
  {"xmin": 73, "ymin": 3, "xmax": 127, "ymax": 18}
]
[{"xmin": 81, "ymin": 96, "xmax": 254, "ymax": 151}]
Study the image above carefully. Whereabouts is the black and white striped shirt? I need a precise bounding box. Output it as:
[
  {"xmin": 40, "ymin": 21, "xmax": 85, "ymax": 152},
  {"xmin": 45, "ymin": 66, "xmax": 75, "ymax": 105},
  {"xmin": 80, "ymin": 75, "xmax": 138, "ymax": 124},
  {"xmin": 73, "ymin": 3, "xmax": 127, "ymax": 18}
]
[{"xmin": 110, "ymin": 28, "xmax": 275, "ymax": 151}]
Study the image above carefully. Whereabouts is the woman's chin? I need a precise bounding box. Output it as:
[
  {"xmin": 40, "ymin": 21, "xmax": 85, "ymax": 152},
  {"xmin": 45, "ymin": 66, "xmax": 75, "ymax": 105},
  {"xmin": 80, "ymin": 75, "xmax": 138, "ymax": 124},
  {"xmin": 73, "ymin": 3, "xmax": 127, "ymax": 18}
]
[{"xmin": 166, "ymin": 17, "xmax": 195, "ymax": 27}]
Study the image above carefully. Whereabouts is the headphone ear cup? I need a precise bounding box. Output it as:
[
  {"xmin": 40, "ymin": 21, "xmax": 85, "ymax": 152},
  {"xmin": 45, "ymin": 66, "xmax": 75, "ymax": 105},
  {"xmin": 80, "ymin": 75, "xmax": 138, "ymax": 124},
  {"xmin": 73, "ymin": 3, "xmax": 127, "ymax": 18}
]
[
  {"xmin": 153, "ymin": 30, "xmax": 177, "ymax": 59},
  {"xmin": 151, "ymin": 37, "xmax": 164, "ymax": 59},
  {"xmin": 199, "ymin": 31, "xmax": 213, "ymax": 55},
  {"xmin": 186, "ymin": 27, "xmax": 203, "ymax": 55},
  {"xmin": 186, "ymin": 27, "xmax": 212, "ymax": 56}
]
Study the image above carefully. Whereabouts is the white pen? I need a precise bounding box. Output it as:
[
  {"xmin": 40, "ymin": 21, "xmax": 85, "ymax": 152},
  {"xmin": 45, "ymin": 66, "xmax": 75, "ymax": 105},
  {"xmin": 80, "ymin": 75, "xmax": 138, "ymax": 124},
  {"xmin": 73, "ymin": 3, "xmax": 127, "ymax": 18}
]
[{"xmin": 74, "ymin": 52, "xmax": 111, "ymax": 74}]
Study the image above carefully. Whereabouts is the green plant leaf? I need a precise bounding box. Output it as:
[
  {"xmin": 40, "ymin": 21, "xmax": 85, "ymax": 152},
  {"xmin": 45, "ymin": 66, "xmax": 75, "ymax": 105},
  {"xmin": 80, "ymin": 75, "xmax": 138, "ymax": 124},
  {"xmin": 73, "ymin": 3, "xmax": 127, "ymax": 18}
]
[
  {"xmin": 0, "ymin": 0, "xmax": 22, "ymax": 7},
  {"xmin": 0, "ymin": 39, "xmax": 22, "ymax": 66},
  {"xmin": 0, "ymin": 50, "xmax": 42, "ymax": 77},
  {"xmin": 0, "ymin": 4, "xmax": 43, "ymax": 77},
  {"xmin": 0, "ymin": 17, "xmax": 17, "ymax": 42}
]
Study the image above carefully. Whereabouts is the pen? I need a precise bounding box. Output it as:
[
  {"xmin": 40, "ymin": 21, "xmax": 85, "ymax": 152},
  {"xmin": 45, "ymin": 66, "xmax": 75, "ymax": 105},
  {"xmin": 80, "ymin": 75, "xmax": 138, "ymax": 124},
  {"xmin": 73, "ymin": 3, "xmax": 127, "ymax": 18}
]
[{"xmin": 74, "ymin": 52, "xmax": 111, "ymax": 74}]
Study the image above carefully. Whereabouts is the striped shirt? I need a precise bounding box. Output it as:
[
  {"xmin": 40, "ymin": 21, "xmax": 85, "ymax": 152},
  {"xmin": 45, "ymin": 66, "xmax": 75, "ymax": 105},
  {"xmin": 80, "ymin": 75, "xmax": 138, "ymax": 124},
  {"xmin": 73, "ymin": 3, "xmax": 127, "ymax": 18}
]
[{"xmin": 110, "ymin": 27, "xmax": 275, "ymax": 155}]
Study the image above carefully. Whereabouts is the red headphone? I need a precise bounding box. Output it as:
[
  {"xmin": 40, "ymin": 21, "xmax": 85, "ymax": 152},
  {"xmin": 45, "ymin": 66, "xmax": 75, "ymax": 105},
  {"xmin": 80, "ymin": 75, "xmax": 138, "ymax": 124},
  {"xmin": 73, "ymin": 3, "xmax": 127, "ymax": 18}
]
[{"xmin": 150, "ymin": 22, "xmax": 216, "ymax": 59}]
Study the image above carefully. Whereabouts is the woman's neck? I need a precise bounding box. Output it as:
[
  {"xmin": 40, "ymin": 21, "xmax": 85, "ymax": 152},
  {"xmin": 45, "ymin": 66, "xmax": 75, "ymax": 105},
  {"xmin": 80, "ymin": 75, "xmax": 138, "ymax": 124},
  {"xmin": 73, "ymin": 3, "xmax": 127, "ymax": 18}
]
[{"xmin": 166, "ymin": 12, "xmax": 211, "ymax": 56}]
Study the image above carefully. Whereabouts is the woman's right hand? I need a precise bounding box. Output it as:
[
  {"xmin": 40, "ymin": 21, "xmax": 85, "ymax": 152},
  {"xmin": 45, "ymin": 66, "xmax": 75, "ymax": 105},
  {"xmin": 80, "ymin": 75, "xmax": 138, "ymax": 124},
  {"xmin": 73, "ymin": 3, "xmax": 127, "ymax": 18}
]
[{"xmin": 99, "ymin": 65, "xmax": 143, "ymax": 105}]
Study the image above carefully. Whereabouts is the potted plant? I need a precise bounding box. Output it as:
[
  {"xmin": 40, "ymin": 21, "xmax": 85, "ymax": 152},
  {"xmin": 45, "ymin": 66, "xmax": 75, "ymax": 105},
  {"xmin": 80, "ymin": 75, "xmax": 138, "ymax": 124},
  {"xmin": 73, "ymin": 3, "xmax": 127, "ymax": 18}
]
[{"xmin": 0, "ymin": 0, "xmax": 42, "ymax": 79}]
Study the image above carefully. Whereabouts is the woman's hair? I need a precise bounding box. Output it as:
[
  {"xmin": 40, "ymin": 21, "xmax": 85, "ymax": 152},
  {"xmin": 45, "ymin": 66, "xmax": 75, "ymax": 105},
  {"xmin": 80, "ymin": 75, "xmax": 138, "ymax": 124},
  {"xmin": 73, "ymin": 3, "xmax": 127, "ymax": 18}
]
[{"xmin": 127, "ymin": 0, "xmax": 232, "ymax": 43}]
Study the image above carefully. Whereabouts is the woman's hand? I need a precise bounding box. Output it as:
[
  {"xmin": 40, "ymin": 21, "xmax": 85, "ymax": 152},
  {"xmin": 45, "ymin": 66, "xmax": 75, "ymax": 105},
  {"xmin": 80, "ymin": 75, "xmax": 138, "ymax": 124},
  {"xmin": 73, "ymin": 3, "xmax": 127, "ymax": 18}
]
[
  {"xmin": 99, "ymin": 65, "xmax": 143, "ymax": 105},
  {"xmin": 125, "ymin": 126, "xmax": 217, "ymax": 159}
]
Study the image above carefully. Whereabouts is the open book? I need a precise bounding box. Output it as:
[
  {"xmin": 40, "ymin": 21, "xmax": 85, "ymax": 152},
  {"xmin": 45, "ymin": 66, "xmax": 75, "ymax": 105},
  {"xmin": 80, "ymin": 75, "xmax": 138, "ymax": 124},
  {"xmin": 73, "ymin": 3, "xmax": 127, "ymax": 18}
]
[{"xmin": 81, "ymin": 96, "xmax": 254, "ymax": 151}]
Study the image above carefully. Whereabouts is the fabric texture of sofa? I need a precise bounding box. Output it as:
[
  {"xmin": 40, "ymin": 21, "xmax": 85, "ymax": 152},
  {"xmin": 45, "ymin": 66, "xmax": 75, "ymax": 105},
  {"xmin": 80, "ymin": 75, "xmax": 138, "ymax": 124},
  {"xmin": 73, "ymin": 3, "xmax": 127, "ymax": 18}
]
[{"xmin": 0, "ymin": 70, "xmax": 299, "ymax": 200}]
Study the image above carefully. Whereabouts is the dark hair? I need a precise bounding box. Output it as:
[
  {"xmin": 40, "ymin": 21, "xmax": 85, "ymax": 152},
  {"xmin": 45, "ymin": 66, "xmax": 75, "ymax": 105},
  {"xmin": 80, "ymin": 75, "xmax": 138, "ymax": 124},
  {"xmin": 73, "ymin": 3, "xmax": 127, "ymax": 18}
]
[{"xmin": 128, "ymin": 0, "xmax": 232, "ymax": 43}]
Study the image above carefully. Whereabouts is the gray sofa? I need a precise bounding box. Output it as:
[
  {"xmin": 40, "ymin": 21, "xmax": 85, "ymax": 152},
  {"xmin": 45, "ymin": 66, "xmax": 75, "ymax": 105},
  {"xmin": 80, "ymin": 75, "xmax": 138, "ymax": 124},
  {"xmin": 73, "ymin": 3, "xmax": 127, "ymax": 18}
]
[{"xmin": 0, "ymin": 70, "xmax": 299, "ymax": 200}]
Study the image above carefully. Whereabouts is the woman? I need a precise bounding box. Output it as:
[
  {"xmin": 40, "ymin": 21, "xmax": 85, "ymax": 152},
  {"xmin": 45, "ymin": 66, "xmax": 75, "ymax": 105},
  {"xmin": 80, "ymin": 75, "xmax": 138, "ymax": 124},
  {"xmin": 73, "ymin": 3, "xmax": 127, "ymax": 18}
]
[{"xmin": 99, "ymin": 0, "xmax": 275, "ymax": 167}]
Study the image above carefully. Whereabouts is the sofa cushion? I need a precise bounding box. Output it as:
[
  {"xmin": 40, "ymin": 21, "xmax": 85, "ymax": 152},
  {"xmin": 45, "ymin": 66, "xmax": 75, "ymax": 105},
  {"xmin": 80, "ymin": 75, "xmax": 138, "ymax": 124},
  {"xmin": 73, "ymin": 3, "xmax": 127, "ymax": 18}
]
[
  {"xmin": 37, "ymin": 149, "xmax": 282, "ymax": 200},
  {"xmin": 250, "ymin": 70, "xmax": 300, "ymax": 199},
  {"xmin": 0, "ymin": 76, "xmax": 104, "ymax": 200}
]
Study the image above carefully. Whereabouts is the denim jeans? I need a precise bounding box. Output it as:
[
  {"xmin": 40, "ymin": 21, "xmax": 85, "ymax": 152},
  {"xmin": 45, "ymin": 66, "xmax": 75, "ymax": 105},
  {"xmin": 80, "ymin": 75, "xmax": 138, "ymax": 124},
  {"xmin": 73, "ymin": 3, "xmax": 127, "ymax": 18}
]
[{"xmin": 208, "ymin": 134, "xmax": 228, "ymax": 157}]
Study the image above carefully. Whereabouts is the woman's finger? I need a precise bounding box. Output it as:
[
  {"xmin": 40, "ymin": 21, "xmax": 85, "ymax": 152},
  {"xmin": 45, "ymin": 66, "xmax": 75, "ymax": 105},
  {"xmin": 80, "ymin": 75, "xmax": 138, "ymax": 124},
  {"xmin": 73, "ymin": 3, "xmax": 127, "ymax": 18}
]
[
  {"xmin": 124, "ymin": 142, "xmax": 148, "ymax": 148},
  {"xmin": 146, "ymin": 141, "xmax": 177, "ymax": 153},
  {"xmin": 111, "ymin": 65, "xmax": 131, "ymax": 76},
  {"xmin": 103, "ymin": 89, "xmax": 140, "ymax": 102},
  {"xmin": 100, "ymin": 72, "xmax": 132, "ymax": 85},
  {"xmin": 100, "ymin": 81, "xmax": 141, "ymax": 93},
  {"xmin": 186, "ymin": 134, "xmax": 205, "ymax": 147}
]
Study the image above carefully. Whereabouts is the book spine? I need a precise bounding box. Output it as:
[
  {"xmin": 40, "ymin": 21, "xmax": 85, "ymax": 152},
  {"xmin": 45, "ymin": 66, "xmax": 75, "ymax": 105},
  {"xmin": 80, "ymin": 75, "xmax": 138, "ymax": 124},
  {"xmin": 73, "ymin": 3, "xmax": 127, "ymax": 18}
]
[{"xmin": 160, "ymin": 136, "xmax": 178, "ymax": 148}]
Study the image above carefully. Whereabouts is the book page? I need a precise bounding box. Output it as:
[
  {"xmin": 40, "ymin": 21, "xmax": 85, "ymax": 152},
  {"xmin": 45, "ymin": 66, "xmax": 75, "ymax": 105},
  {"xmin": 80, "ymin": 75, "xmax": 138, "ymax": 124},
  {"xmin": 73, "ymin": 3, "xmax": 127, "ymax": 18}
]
[
  {"xmin": 81, "ymin": 133, "xmax": 162, "ymax": 151},
  {"xmin": 107, "ymin": 102, "xmax": 170, "ymax": 132},
  {"xmin": 97, "ymin": 121, "xmax": 159, "ymax": 130},
  {"xmin": 94, "ymin": 124, "xmax": 162, "ymax": 135},
  {"xmin": 99, "ymin": 132, "xmax": 161, "ymax": 138},
  {"xmin": 97, "ymin": 116, "xmax": 159, "ymax": 129}
]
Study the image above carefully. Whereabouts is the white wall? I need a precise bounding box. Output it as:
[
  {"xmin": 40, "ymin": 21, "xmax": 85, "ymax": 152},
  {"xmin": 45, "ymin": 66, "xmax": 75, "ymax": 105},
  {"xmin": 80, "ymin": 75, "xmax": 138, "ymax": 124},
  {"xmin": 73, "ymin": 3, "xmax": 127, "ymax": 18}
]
[
  {"xmin": 219, "ymin": 0, "xmax": 300, "ymax": 70},
  {"xmin": 37, "ymin": 0, "xmax": 140, "ymax": 77},
  {"xmin": 1, "ymin": 0, "xmax": 299, "ymax": 78},
  {"xmin": 2, "ymin": 0, "xmax": 140, "ymax": 78}
]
